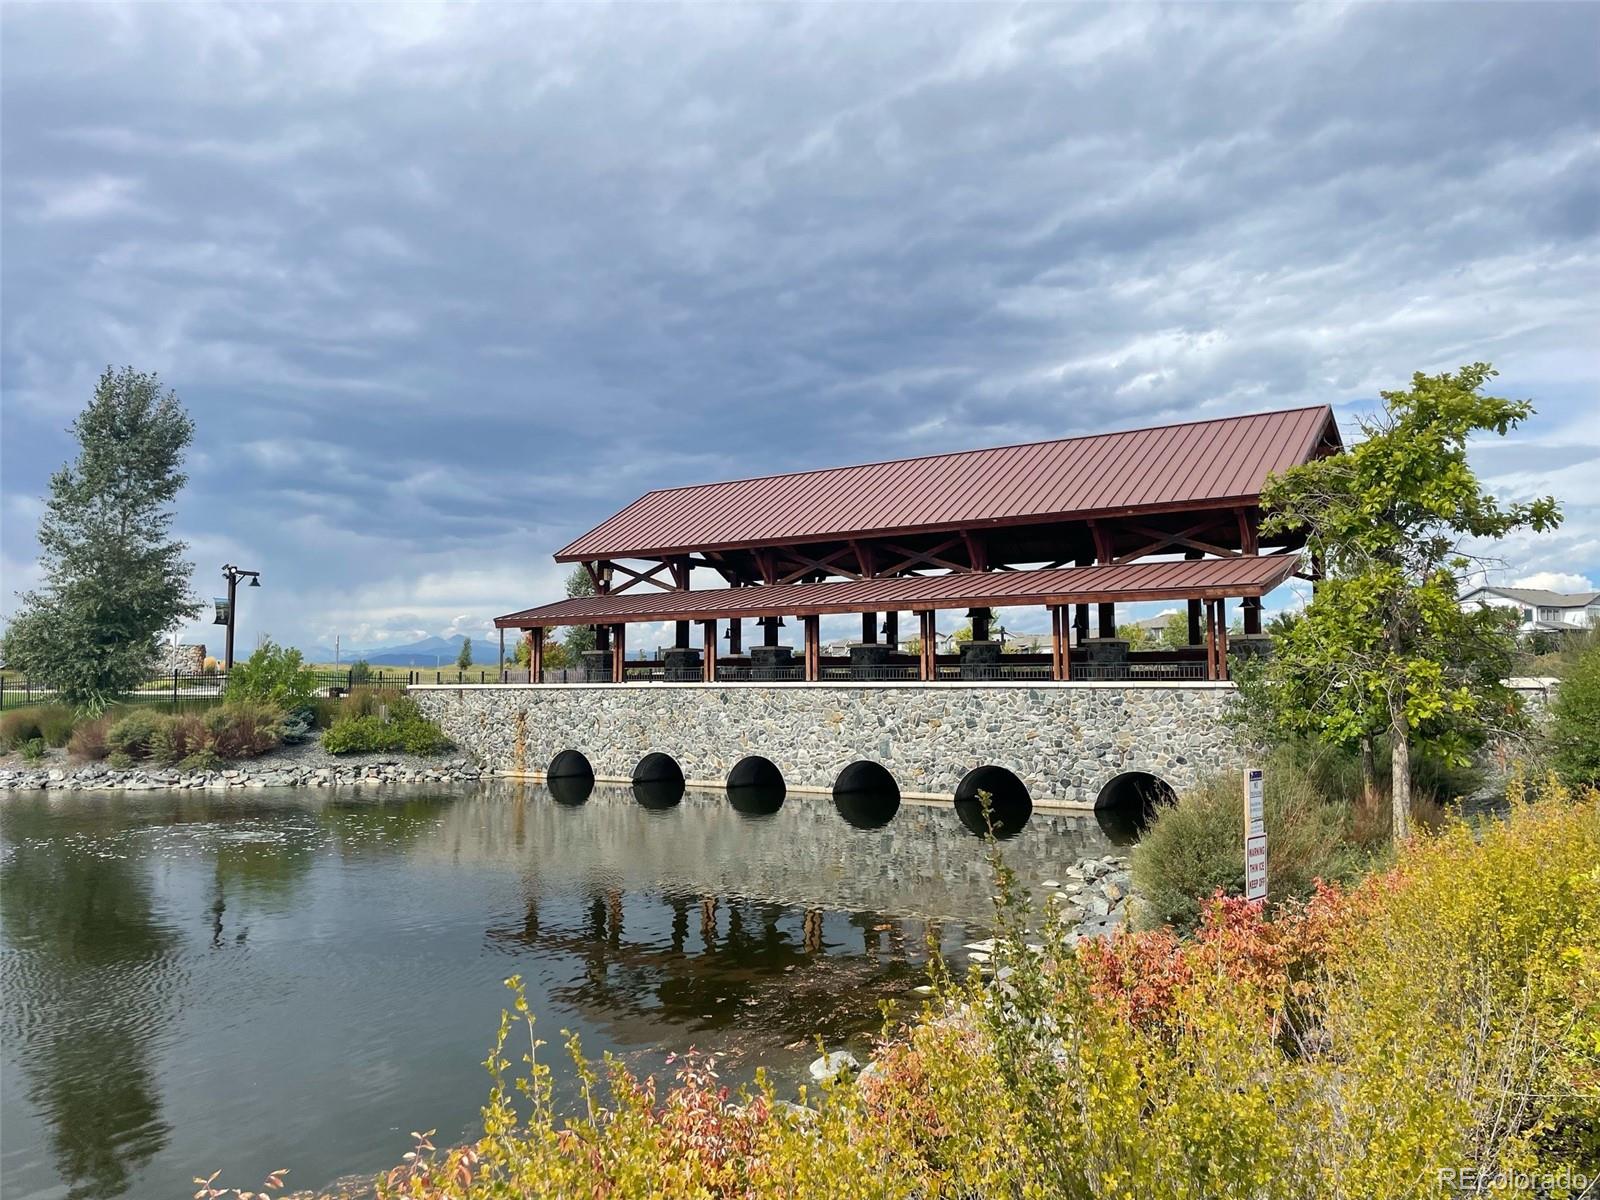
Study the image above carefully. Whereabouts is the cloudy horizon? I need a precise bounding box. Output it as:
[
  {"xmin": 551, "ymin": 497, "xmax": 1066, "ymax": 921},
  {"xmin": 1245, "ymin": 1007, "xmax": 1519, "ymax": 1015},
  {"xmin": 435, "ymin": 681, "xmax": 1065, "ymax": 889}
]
[{"xmin": 3, "ymin": 2, "xmax": 1597, "ymax": 660}]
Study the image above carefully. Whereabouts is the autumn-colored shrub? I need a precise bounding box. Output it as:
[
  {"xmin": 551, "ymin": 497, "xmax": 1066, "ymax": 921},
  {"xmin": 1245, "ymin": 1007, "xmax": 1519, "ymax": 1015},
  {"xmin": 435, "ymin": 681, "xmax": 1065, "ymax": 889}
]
[
  {"xmin": 203, "ymin": 702, "xmax": 283, "ymax": 759},
  {"xmin": 66, "ymin": 714, "xmax": 111, "ymax": 760}
]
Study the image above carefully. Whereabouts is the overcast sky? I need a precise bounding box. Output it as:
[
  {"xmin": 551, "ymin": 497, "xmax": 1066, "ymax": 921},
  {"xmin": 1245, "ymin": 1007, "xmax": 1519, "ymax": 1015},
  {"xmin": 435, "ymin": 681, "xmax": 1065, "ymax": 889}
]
[{"xmin": 3, "ymin": 2, "xmax": 1597, "ymax": 659}]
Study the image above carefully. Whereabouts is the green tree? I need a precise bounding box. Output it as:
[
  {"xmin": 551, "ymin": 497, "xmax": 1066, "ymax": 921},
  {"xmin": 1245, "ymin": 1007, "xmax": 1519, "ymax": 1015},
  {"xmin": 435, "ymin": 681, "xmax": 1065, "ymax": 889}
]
[
  {"xmin": 457, "ymin": 637, "xmax": 473, "ymax": 670},
  {"xmin": 1, "ymin": 367, "xmax": 200, "ymax": 713},
  {"xmin": 1116, "ymin": 622, "xmax": 1153, "ymax": 651},
  {"xmin": 1547, "ymin": 639, "xmax": 1600, "ymax": 786},
  {"xmin": 562, "ymin": 567, "xmax": 598, "ymax": 658},
  {"xmin": 1254, "ymin": 364, "xmax": 1560, "ymax": 840},
  {"xmin": 224, "ymin": 638, "xmax": 317, "ymax": 710}
]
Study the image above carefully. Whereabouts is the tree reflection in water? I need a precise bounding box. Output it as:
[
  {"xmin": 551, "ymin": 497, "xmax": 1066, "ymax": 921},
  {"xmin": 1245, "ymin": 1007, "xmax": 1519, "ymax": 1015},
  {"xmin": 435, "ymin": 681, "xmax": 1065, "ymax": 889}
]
[{"xmin": 1, "ymin": 799, "xmax": 176, "ymax": 1199}]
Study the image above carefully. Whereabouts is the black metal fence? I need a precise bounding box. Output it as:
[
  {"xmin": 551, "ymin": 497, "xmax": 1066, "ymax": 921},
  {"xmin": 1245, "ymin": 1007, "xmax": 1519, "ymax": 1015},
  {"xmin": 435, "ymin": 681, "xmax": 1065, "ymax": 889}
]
[{"xmin": 0, "ymin": 655, "xmax": 1213, "ymax": 709}]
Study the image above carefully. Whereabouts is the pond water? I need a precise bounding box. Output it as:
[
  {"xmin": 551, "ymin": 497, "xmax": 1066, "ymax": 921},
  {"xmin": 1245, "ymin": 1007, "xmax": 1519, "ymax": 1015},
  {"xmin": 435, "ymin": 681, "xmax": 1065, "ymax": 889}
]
[{"xmin": 0, "ymin": 779, "xmax": 1123, "ymax": 1199}]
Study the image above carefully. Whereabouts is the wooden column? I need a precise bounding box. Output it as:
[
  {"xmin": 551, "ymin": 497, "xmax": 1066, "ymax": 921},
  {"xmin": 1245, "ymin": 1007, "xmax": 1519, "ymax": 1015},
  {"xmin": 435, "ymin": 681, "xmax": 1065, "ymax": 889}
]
[
  {"xmin": 1050, "ymin": 606, "xmax": 1067, "ymax": 680},
  {"xmin": 728, "ymin": 618, "xmax": 742, "ymax": 655},
  {"xmin": 1097, "ymin": 601, "xmax": 1115, "ymax": 639},
  {"xmin": 596, "ymin": 624, "xmax": 610, "ymax": 655},
  {"xmin": 1204, "ymin": 600, "xmax": 1218, "ymax": 679},
  {"xmin": 702, "ymin": 620, "xmax": 717, "ymax": 682},
  {"xmin": 883, "ymin": 611, "xmax": 899, "ymax": 649},
  {"xmin": 531, "ymin": 628, "xmax": 544, "ymax": 683},
  {"xmin": 611, "ymin": 624, "xmax": 625, "ymax": 684},
  {"xmin": 1216, "ymin": 603, "xmax": 1230, "ymax": 680},
  {"xmin": 675, "ymin": 620, "xmax": 691, "ymax": 649},
  {"xmin": 803, "ymin": 615, "xmax": 820, "ymax": 681},
  {"xmin": 498, "ymin": 627, "xmax": 505, "ymax": 672},
  {"xmin": 861, "ymin": 612, "xmax": 877, "ymax": 644},
  {"xmin": 761, "ymin": 616, "xmax": 780, "ymax": 647},
  {"xmin": 1185, "ymin": 548, "xmax": 1204, "ymax": 645},
  {"xmin": 917, "ymin": 610, "xmax": 936, "ymax": 680}
]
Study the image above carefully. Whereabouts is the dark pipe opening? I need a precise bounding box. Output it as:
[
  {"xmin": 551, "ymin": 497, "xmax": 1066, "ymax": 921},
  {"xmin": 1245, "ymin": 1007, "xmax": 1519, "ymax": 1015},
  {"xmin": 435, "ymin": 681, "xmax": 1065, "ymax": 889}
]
[
  {"xmin": 832, "ymin": 760, "xmax": 900, "ymax": 829},
  {"xmin": 727, "ymin": 755, "xmax": 784, "ymax": 791},
  {"xmin": 547, "ymin": 773, "xmax": 594, "ymax": 806},
  {"xmin": 1093, "ymin": 771, "xmax": 1178, "ymax": 844},
  {"xmin": 953, "ymin": 765, "xmax": 1033, "ymax": 840},
  {"xmin": 633, "ymin": 752, "xmax": 685, "ymax": 787},
  {"xmin": 547, "ymin": 749, "xmax": 594, "ymax": 780},
  {"xmin": 727, "ymin": 756, "xmax": 786, "ymax": 817}
]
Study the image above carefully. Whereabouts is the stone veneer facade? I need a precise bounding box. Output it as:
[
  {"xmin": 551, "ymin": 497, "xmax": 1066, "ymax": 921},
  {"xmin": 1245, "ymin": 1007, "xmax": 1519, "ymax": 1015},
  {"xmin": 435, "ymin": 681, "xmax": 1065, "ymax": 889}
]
[{"xmin": 411, "ymin": 681, "xmax": 1243, "ymax": 809}]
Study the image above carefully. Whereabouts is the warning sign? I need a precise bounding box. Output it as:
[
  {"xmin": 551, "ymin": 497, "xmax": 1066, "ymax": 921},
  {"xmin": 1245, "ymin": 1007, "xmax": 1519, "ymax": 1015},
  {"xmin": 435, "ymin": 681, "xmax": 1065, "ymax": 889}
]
[{"xmin": 1245, "ymin": 833, "xmax": 1268, "ymax": 901}]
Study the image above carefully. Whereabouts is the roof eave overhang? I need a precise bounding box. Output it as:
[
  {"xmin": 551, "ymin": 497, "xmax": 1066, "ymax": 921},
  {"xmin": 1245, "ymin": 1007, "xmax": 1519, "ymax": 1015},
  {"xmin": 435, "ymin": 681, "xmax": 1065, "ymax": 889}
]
[{"xmin": 496, "ymin": 556, "xmax": 1300, "ymax": 629}]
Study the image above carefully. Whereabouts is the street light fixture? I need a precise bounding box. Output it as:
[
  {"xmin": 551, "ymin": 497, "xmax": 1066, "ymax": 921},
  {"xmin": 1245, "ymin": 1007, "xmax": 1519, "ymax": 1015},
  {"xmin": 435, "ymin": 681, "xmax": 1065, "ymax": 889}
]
[{"xmin": 218, "ymin": 564, "xmax": 261, "ymax": 670}]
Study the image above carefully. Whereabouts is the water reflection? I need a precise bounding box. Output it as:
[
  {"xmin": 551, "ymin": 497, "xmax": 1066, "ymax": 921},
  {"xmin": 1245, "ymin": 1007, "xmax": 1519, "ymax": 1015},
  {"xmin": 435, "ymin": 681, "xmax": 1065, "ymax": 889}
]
[
  {"xmin": 0, "ymin": 779, "xmax": 1117, "ymax": 1200},
  {"xmin": 1, "ymin": 800, "xmax": 177, "ymax": 1199},
  {"xmin": 953, "ymin": 792, "xmax": 1033, "ymax": 840},
  {"xmin": 832, "ymin": 788, "xmax": 901, "ymax": 829},
  {"xmin": 632, "ymin": 776, "xmax": 685, "ymax": 809},
  {"xmin": 548, "ymin": 773, "xmax": 595, "ymax": 806},
  {"xmin": 727, "ymin": 783, "xmax": 785, "ymax": 818}
]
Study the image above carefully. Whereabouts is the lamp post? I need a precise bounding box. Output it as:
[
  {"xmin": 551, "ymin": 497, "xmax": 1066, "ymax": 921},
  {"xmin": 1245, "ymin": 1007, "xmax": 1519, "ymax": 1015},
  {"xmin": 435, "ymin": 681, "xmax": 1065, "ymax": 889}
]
[{"xmin": 219, "ymin": 564, "xmax": 261, "ymax": 670}]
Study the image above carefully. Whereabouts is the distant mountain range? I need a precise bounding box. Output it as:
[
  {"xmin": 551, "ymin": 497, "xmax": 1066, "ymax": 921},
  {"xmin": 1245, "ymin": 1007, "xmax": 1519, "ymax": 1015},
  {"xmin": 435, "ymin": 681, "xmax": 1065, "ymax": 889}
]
[{"xmin": 299, "ymin": 634, "xmax": 497, "ymax": 668}]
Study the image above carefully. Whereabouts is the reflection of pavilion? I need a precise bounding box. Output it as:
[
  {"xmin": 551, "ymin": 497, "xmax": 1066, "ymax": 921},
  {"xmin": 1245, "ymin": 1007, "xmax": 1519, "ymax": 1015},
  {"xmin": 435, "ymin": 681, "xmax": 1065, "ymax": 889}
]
[{"xmin": 485, "ymin": 883, "xmax": 947, "ymax": 1052}]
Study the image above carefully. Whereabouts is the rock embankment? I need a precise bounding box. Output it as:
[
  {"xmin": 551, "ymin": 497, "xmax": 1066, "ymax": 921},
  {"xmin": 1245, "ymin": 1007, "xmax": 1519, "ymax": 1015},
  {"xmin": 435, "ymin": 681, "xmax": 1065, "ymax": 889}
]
[{"xmin": 0, "ymin": 757, "xmax": 481, "ymax": 792}]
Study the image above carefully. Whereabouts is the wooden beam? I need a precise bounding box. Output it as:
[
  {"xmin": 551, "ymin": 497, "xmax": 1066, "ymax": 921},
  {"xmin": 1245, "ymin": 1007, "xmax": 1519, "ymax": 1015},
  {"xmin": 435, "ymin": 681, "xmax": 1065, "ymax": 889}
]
[
  {"xmin": 702, "ymin": 620, "xmax": 717, "ymax": 682},
  {"xmin": 880, "ymin": 537, "xmax": 968, "ymax": 575},
  {"xmin": 1236, "ymin": 508, "xmax": 1259, "ymax": 556},
  {"xmin": 609, "ymin": 561, "xmax": 678, "ymax": 594},
  {"xmin": 961, "ymin": 531, "xmax": 988, "ymax": 572},
  {"xmin": 1121, "ymin": 521, "xmax": 1239, "ymax": 560},
  {"xmin": 1113, "ymin": 517, "xmax": 1233, "ymax": 564},
  {"xmin": 776, "ymin": 546, "xmax": 863, "ymax": 585}
]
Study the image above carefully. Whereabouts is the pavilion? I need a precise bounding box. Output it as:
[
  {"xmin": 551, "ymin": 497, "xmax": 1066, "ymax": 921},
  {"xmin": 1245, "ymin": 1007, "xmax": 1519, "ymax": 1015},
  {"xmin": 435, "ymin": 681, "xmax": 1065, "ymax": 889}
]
[{"xmin": 495, "ymin": 405, "xmax": 1340, "ymax": 684}]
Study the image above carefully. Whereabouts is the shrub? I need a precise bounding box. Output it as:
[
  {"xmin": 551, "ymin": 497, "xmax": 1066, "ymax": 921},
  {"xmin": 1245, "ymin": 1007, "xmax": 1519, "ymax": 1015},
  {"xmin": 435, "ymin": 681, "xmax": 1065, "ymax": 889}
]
[
  {"xmin": 20, "ymin": 737, "xmax": 46, "ymax": 763},
  {"xmin": 67, "ymin": 715, "xmax": 111, "ymax": 760},
  {"xmin": 321, "ymin": 695, "xmax": 451, "ymax": 757},
  {"xmin": 107, "ymin": 709, "xmax": 166, "ymax": 760},
  {"xmin": 178, "ymin": 747, "xmax": 223, "ymax": 772},
  {"xmin": 203, "ymin": 702, "xmax": 284, "ymax": 759},
  {"xmin": 1131, "ymin": 749, "xmax": 1372, "ymax": 932},
  {"xmin": 1, "ymin": 705, "xmax": 77, "ymax": 751},
  {"xmin": 147, "ymin": 713, "xmax": 208, "ymax": 765},
  {"xmin": 349, "ymin": 659, "xmax": 372, "ymax": 684},
  {"xmin": 224, "ymin": 639, "xmax": 318, "ymax": 711},
  {"xmin": 1548, "ymin": 638, "xmax": 1600, "ymax": 786},
  {"xmin": 322, "ymin": 715, "xmax": 391, "ymax": 754},
  {"xmin": 106, "ymin": 750, "xmax": 133, "ymax": 769}
]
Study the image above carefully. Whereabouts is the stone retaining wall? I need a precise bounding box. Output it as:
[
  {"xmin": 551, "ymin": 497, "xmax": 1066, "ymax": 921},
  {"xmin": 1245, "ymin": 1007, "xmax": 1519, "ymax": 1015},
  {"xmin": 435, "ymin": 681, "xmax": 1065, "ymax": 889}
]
[{"xmin": 411, "ymin": 682, "xmax": 1243, "ymax": 808}]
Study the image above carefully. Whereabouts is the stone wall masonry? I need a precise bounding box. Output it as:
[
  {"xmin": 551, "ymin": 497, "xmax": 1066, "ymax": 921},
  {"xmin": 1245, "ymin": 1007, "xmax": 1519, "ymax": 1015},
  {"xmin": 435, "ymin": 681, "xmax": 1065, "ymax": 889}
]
[{"xmin": 410, "ymin": 681, "xmax": 1244, "ymax": 809}]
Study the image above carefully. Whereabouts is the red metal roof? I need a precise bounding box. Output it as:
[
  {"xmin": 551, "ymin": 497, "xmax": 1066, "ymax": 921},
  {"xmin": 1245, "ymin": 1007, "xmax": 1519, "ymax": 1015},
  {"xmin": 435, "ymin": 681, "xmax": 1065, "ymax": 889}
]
[
  {"xmin": 497, "ymin": 554, "xmax": 1300, "ymax": 628},
  {"xmin": 557, "ymin": 405, "xmax": 1338, "ymax": 562}
]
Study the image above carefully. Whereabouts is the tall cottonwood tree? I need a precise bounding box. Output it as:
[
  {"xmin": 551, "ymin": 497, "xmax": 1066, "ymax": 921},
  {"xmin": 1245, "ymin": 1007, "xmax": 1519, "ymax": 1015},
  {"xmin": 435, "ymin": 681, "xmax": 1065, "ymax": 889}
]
[
  {"xmin": 1252, "ymin": 364, "xmax": 1560, "ymax": 840},
  {"xmin": 2, "ymin": 367, "xmax": 200, "ymax": 711}
]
